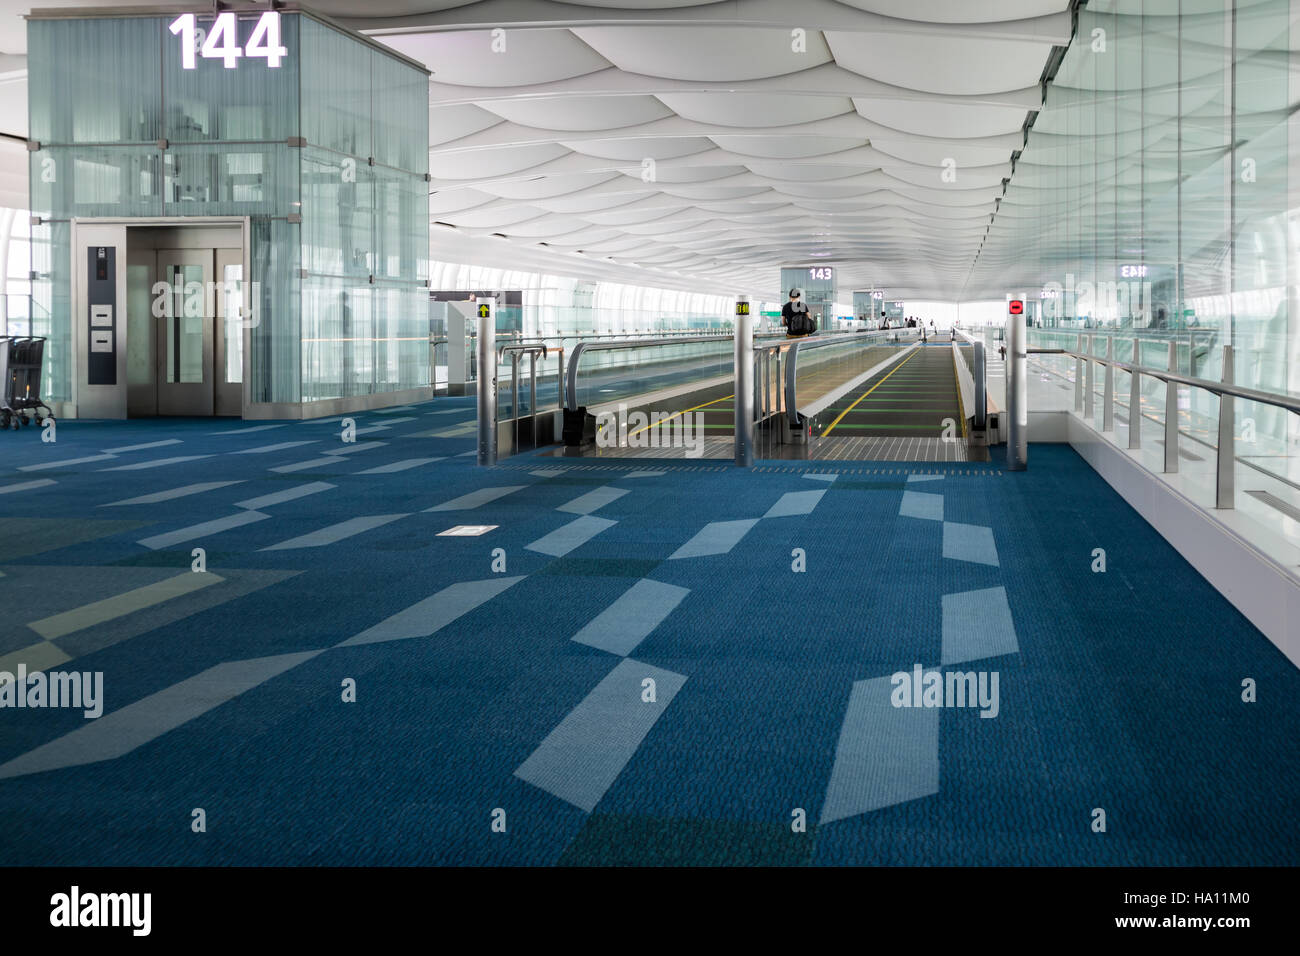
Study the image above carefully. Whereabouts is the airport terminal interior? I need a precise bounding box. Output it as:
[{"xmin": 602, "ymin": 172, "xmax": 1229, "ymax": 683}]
[{"xmin": 0, "ymin": 0, "xmax": 1297, "ymax": 869}]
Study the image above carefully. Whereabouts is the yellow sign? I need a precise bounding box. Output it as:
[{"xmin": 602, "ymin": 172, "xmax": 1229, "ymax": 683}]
[
  {"xmin": 478, "ymin": 304, "xmax": 490, "ymax": 318},
  {"xmin": 736, "ymin": 302, "xmax": 750, "ymax": 315}
]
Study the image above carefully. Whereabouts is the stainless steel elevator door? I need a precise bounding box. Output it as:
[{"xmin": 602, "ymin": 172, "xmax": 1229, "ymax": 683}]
[{"xmin": 156, "ymin": 249, "xmax": 215, "ymax": 416}]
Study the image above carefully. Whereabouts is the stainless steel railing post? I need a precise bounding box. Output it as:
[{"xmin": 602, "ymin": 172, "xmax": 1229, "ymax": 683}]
[
  {"xmin": 1163, "ymin": 339, "xmax": 1179, "ymax": 473},
  {"xmin": 1083, "ymin": 334, "xmax": 1095, "ymax": 421},
  {"xmin": 1074, "ymin": 333, "xmax": 1084, "ymax": 412},
  {"xmin": 1128, "ymin": 337, "xmax": 1142, "ymax": 449},
  {"xmin": 555, "ymin": 347, "xmax": 564, "ymax": 411},
  {"xmin": 511, "ymin": 351, "xmax": 520, "ymax": 454},
  {"xmin": 529, "ymin": 351, "xmax": 538, "ymax": 449},
  {"xmin": 1102, "ymin": 335, "xmax": 1115, "ymax": 432},
  {"xmin": 1216, "ymin": 345, "xmax": 1235, "ymax": 509}
]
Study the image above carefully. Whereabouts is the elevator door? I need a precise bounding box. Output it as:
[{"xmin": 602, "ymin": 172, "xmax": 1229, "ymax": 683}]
[
  {"xmin": 157, "ymin": 249, "xmax": 215, "ymax": 416},
  {"xmin": 213, "ymin": 249, "xmax": 243, "ymax": 417}
]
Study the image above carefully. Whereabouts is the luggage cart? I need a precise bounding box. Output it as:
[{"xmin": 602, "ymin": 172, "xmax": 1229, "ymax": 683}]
[{"xmin": 1, "ymin": 336, "xmax": 53, "ymax": 430}]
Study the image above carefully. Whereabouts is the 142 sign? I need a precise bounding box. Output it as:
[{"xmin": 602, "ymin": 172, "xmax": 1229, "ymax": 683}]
[{"xmin": 169, "ymin": 12, "xmax": 288, "ymax": 70}]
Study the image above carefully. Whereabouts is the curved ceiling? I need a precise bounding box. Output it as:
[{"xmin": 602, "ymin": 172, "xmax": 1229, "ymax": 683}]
[
  {"xmin": 362, "ymin": 0, "xmax": 1073, "ymax": 300},
  {"xmin": 0, "ymin": 0, "xmax": 1077, "ymax": 300}
]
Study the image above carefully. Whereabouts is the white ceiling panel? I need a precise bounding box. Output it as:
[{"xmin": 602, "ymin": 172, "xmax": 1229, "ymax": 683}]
[
  {"xmin": 852, "ymin": 97, "xmax": 1031, "ymax": 139},
  {"xmin": 826, "ymin": 31, "xmax": 1053, "ymax": 97},
  {"xmin": 382, "ymin": 29, "xmax": 612, "ymax": 87},
  {"xmin": 569, "ymin": 26, "xmax": 834, "ymax": 81},
  {"xmin": 656, "ymin": 92, "xmax": 856, "ymax": 128},
  {"xmin": 480, "ymin": 94, "xmax": 673, "ymax": 131}
]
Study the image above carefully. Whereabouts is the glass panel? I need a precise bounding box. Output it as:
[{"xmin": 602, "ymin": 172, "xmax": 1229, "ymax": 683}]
[
  {"xmin": 249, "ymin": 218, "xmax": 300, "ymax": 404},
  {"xmin": 1231, "ymin": 0, "xmax": 1291, "ymax": 454},
  {"xmin": 163, "ymin": 143, "xmax": 295, "ymax": 216},
  {"xmin": 299, "ymin": 17, "xmax": 371, "ymax": 158},
  {"xmin": 27, "ymin": 18, "xmax": 163, "ymax": 144},
  {"xmin": 300, "ymin": 146, "xmax": 373, "ymax": 278},
  {"xmin": 164, "ymin": 264, "xmax": 205, "ymax": 383},
  {"xmin": 371, "ymin": 48, "xmax": 427, "ymax": 173},
  {"xmin": 162, "ymin": 12, "xmax": 299, "ymax": 143},
  {"xmin": 301, "ymin": 275, "xmax": 369, "ymax": 402},
  {"xmin": 30, "ymin": 146, "xmax": 164, "ymax": 219},
  {"xmin": 373, "ymin": 166, "xmax": 428, "ymax": 283},
  {"xmin": 373, "ymin": 281, "xmax": 429, "ymax": 393},
  {"xmin": 126, "ymin": 262, "xmax": 153, "ymax": 386},
  {"xmin": 28, "ymin": 220, "xmax": 70, "ymax": 403},
  {"xmin": 223, "ymin": 263, "xmax": 243, "ymax": 384}
]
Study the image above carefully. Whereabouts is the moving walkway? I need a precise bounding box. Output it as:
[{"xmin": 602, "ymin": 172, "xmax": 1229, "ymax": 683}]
[{"xmin": 477, "ymin": 326, "xmax": 992, "ymax": 462}]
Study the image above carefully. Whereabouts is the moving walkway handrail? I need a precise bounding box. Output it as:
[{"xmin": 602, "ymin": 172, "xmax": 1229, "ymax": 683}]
[
  {"xmin": 564, "ymin": 334, "xmax": 740, "ymax": 411},
  {"xmin": 953, "ymin": 329, "xmax": 987, "ymax": 430},
  {"xmin": 764, "ymin": 329, "xmax": 913, "ymax": 427},
  {"xmin": 506, "ymin": 329, "xmax": 731, "ymax": 341},
  {"xmin": 1027, "ymin": 341, "xmax": 1300, "ymax": 510}
]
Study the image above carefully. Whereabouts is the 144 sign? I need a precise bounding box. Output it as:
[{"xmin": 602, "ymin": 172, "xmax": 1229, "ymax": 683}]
[{"xmin": 169, "ymin": 12, "xmax": 288, "ymax": 70}]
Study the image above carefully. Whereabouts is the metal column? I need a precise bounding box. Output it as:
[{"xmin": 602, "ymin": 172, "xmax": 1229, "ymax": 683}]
[
  {"xmin": 476, "ymin": 297, "xmax": 496, "ymax": 466},
  {"xmin": 1006, "ymin": 307, "xmax": 1027, "ymax": 471},
  {"xmin": 1128, "ymin": 337, "xmax": 1142, "ymax": 449},
  {"xmin": 1216, "ymin": 345, "xmax": 1235, "ymax": 509},
  {"xmin": 734, "ymin": 296, "xmax": 754, "ymax": 467}
]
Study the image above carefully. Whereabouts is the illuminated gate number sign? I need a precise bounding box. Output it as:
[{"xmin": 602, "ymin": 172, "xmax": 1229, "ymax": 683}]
[{"xmin": 169, "ymin": 12, "xmax": 288, "ymax": 70}]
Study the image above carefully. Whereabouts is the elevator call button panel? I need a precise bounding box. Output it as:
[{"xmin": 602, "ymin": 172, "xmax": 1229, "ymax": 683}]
[{"xmin": 87, "ymin": 246, "xmax": 117, "ymax": 385}]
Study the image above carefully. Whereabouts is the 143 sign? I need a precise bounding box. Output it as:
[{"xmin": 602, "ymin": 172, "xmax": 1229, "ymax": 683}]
[{"xmin": 169, "ymin": 12, "xmax": 288, "ymax": 70}]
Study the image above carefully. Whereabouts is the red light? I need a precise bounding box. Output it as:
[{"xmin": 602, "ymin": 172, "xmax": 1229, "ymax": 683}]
[{"xmin": 1008, "ymin": 300, "xmax": 1024, "ymax": 315}]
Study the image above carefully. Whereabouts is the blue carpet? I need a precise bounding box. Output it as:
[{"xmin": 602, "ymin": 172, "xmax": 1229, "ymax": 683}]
[{"xmin": 0, "ymin": 401, "xmax": 1295, "ymax": 866}]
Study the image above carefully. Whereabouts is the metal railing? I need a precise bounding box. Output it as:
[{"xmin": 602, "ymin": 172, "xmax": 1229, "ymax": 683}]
[
  {"xmin": 478, "ymin": 321, "xmax": 985, "ymax": 466},
  {"xmin": 564, "ymin": 334, "xmax": 735, "ymax": 412},
  {"xmin": 440, "ymin": 327, "xmax": 740, "ymax": 392},
  {"xmin": 754, "ymin": 329, "xmax": 910, "ymax": 428},
  {"xmin": 953, "ymin": 329, "xmax": 986, "ymax": 431},
  {"xmin": 505, "ymin": 328, "xmax": 732, "ymax": 343},
  {"xmin": 499, "ymin": 343, "xmax": 562, "ymax": 454},
  {"xmin": 1027, "ymin": 339, "xmax": 1300, "ymax": 509}
]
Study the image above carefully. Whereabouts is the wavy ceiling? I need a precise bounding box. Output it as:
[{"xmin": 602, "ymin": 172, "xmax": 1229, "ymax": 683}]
[
  {"xmin": 353, "ymin": 0, "xmax": 1073, "ymax": 300},
  {"xmin": 0, "ymin": 0, "xmax": 1077, "ymax": 299}
]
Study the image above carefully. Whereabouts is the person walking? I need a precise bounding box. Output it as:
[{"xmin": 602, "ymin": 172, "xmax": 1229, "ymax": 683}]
[{"xmin": 782, "ymin": 288, "xmax": 816, "ymax": 338}]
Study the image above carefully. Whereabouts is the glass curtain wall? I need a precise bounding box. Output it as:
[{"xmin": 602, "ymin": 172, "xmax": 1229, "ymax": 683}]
[
  {"xmin": 299, "ymin": 18, "xmax": 429, "ymax": 404},
  {"xmin": 27, "ymin": 12, "xmax": 429, "ymax": 409},
  {"xmin": 27, "ymin": 14, "xmax": 300, "ymax": 404},
  {"xmin": 966, "ymin": 0, "xmax": 1296, "ymax": 455}
]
